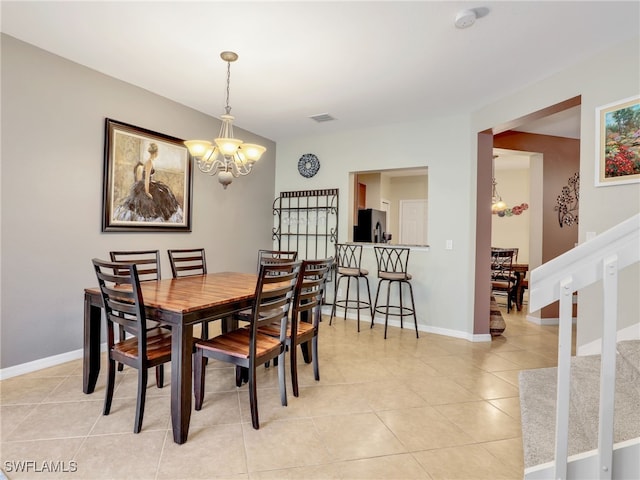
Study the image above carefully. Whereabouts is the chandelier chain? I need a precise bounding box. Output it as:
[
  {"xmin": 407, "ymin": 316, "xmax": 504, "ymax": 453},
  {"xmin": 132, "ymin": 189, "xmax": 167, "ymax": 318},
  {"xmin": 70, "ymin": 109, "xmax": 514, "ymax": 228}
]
[{"xmin": 225, "ymin": 61, "xmax": 232, "ymax": 115}]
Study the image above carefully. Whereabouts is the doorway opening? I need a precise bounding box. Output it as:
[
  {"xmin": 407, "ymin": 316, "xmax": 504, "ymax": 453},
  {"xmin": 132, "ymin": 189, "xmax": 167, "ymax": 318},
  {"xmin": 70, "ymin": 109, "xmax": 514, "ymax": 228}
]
[{"xmin": 474, "ymin": 96, "xmax": 581, "ymax": 335}]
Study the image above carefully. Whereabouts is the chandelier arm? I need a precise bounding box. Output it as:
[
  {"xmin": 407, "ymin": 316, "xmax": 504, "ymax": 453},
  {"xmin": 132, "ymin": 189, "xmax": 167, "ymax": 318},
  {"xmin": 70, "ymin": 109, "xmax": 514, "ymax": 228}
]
[
  {"xmin": 227, "ymin": 156, "xmax": 252, "ymax": 177},
  {"xmin": 196, "ymin": 157, "xmax": 225, "ymax": 176},
  {"xmin": 234, "ymin": 160, "xmax": 254, "ymax": 176}
]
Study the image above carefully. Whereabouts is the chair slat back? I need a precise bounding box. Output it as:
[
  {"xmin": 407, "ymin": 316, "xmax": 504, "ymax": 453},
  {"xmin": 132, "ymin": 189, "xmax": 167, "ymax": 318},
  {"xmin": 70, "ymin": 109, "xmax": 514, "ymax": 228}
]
[
  {"xmin": 491, "ymin": 248, "xmax": 516, "ymax": 280},
  {"xmin": 374, "ymin": 246, "xmax": 410, "ymax": 274},
  {"xmin": 294, "ymin": 258, "xmax": 334, "ymax": 315},
  {"xmin": 109, "ymin": 250, "xmax": 161, "ymax": 282},
  {"xmin": 292, "ymin": 258, "xmax": 334, "ymax": 331},
  {"xmin": 168, "ymin": 248, "xmax": 207, "ymax": 278},
  {"xmin": 92, "ymin": 258, "xmax": 147, "ymax": 352},
  {"xmin": 249, "ymin": 261, "xmax": 300, "ymax": 351},
  {"xmin": 335, "ymin": 244, "xmax": 363, "ymax": 269},
  {"xmin": 257, "ymin": 249, "xmax": 298, "ymax": 272}
]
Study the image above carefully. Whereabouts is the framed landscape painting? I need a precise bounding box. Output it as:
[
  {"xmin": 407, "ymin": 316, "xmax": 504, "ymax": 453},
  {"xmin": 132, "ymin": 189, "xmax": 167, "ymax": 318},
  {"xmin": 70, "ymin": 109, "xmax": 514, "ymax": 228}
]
[
  {"xmin": 102, "ymin": 118, "xmax": 192, "ymax": 232},
  {"xmin": 595, "ymin": 95, "xmax": 640, "ymax": 187}
]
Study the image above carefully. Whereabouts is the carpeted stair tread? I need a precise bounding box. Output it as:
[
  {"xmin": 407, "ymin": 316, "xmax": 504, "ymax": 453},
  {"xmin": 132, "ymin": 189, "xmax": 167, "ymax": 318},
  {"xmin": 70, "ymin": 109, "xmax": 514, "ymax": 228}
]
[
  {"xmin": 519, "ymin": 366, "xmax": 592, "ymax": 468},
  {"xmin": 617, "ymin": 340, "xmax": 640, "ymax": 383},
  {"xmin": 519, "ymin": 340, "xmax": 640, "ymax": 469}
]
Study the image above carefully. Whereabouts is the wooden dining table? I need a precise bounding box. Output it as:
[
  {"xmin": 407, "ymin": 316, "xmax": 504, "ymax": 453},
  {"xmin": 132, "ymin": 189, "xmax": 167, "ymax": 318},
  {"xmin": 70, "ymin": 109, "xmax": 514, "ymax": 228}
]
[
  {"xmin": 83, "ymin": 272, "xmax": 259, "ymax": 444},
  {"xmin": 511, "ymin": 263, "xmax": 529, "ymax": 311}
]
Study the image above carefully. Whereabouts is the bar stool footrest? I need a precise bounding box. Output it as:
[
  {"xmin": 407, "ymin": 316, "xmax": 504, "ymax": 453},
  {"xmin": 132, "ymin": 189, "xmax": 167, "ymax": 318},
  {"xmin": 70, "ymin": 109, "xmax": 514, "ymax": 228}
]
[
  {"xmin": 335, "ymin": 299, "xmax": 371, "ymax": 310},
  {"xmin": 374, "ymin": 305, "xmax": 415, "ymax": 317}
]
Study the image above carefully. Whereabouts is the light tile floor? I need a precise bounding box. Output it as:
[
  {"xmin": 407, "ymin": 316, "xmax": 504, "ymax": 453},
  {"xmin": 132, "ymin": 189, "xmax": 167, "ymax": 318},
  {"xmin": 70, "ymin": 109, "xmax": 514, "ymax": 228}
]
[{"xmin": 1, "ymin": 304, "xmax": 571, "ymax": 479}]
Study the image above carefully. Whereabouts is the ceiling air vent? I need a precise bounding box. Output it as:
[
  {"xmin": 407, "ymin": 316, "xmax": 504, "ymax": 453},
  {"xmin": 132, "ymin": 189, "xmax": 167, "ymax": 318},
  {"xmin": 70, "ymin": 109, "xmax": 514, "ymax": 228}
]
[{"xmin": 309, "ymin": 113, "xmax": 335, "ymax": 123}]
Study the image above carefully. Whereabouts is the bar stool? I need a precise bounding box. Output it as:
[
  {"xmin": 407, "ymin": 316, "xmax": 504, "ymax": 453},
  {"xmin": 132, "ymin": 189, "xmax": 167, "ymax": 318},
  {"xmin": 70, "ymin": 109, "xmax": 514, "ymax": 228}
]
[
  {"xmin": 372, "ymin": 246, "xmax": 419, "ymax": 339},
  {"xmin": 330, "ymin": 243, "xmax": 372, "ymax": 332}
]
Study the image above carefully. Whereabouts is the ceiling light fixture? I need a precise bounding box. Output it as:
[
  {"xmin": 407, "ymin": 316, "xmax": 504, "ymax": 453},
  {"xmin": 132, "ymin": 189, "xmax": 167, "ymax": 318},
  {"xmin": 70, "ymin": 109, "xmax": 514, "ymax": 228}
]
[
  {"xmin": 491, "ymin": 155, "xmax": 508, "ymax": 214},
  {"xmin": 184, "ymin": 51, "xmax": 266, "ymax": 189}
]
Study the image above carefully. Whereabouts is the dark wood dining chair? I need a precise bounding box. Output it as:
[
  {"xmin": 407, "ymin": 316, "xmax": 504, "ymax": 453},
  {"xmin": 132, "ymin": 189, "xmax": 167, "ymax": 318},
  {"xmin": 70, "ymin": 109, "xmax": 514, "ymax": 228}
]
[
  {"xmin": 193, "ymin": 260, "xmax": 300, "ymax": 429},
  {"xmin": 490, "ymin": 248, "xmax": 518, "ymax": 312},
  {"xmin": 109, "ymin": 250, "xmax": 164, "ymax": 382},
  {"xmin": 258, "ymin": 257, "xmax": 334, "ymax": 397},
  {"xmin": 91, "ymin": 258, "xmax": 172, "ymax": 434},
  {"xmin": 234, "ymin": 249, "xmax": 298, "ymax": 325},
  {"xmin": 167, "ymin": 248, "xmax": 207, "ymax": 278},
  {"xmin": 167, "ymin": 248, "xmax": 213, "ymax": 339},
  {"xmin": 256, "ymin": 249, "xmax": 298, "ymax": 269},
  {"xmin": 109, "ymin": 250, "xmax": 161, "ymax": 281}
]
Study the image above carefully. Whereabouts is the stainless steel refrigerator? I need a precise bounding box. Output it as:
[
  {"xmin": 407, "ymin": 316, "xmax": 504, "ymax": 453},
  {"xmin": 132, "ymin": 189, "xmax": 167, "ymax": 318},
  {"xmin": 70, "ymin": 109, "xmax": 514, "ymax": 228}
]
[{"xmin": 354, "ymin": 208, "xmax": 387, "ymax": 243}]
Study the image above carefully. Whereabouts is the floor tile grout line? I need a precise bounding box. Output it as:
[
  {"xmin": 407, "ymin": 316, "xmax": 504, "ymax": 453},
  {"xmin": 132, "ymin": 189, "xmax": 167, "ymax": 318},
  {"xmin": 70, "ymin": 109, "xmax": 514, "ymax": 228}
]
[
  {"xmin": 154, "ymin": 429, "xmax": 170, "ymax": 480},
  {"xmin": 0, "ymin": 305, "xmax": 564, "ymax": 478}
]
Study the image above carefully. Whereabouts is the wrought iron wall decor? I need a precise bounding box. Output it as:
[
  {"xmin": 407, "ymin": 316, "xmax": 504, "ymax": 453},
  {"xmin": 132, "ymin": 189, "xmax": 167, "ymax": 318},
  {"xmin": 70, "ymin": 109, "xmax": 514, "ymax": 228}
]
[
  {"xmin": 554, "ymin": 172, "xmax": 579, "ymax": 227},
  {"xmin": 273, "ymin": 189, "xmax": 339, "ymax": 261}
]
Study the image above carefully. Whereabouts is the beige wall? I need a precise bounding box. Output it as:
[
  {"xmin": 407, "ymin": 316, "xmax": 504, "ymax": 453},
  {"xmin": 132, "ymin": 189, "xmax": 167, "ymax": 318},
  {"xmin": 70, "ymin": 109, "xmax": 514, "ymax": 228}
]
[
  {"xmin": 388, "ymin": 175, "xmax": 429, "ymax": 242},
  {"xmin": 491, "ymin": 167, "xmax": 530, "ymax": 264},
  {"xmin": 0, "ymin": 35, "xmax": 276, "ymax": 369},
  {"xmin": 275, "ymin": 115, "xmax": 477, "ymax": 339},
  {"xmin": 276, "ymin": 35, "xmax": 639, "ymax": 346},
  {"xmin": 494, "ymin": 132, "xmax": 580, "ymax": 319},
  {"xmin": 356, "ymin": 173, "xmax": 382, "ymax": 210},
  {"xmin": 352, "ymin": 173, "xmax": 428, "ymax": 242},
  {"xmin": 2, "ymin": 33, "xmax": 638, "ymax": 371},
  {"xmin": 473, "ymin": 35, "xmax": 640, "ymax": 349}
]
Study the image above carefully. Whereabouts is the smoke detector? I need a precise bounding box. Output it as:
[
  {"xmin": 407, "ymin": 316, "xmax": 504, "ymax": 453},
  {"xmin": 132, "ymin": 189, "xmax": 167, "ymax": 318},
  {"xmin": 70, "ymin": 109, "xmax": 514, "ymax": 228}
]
[
  {"xmin": 454, "ymin": 7, "xmax": 490, "ymax": 29},
  {"xmin": 455, "ymin": 9, "xmax": 476, "ymax": 28}
]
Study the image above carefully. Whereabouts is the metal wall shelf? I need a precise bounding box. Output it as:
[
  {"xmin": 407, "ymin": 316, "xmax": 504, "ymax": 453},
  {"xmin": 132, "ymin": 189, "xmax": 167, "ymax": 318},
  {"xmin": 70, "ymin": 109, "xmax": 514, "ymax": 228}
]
[{"xmin": 272, "ymin": 188, "xmax": 339, "ymax": 261}]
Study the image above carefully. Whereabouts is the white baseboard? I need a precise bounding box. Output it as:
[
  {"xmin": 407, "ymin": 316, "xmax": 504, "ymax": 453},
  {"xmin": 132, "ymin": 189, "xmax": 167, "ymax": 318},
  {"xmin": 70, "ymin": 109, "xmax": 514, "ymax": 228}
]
[
  {"xmin": 526, "ymin": 315, "xmax": 577, "ymax": 326},
  {"xmin": 577, "ymin": 323, "xmax": 640, "ymax": 356},
  {"xmin": 0, "ymin": 344, "xmax": 107, "ymax": 381},
  {"xmin": 321, "ymin": 306, "xmax": 491, "ymax": 342},
  {"xmin": 524, "ymin": 437, "xmax": 639, "ymax": 480}
]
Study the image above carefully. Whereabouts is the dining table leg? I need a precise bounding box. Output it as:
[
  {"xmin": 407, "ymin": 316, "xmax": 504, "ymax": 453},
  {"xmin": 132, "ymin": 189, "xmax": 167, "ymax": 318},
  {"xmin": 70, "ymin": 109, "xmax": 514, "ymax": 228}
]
[
  {"xmin": 299, "ymin": 310, "xmax": 312, "ymax": 363},
  {"xmin": 83, "ymin": 292, "xmax": 102, "ymax": 394},
  {"xmin": 512, "ymin": 272, "xmax": 523, "ymax": 311},
  {"xmin": 171, "ymin": 322, "xmax": 193, "ymax": 444}
]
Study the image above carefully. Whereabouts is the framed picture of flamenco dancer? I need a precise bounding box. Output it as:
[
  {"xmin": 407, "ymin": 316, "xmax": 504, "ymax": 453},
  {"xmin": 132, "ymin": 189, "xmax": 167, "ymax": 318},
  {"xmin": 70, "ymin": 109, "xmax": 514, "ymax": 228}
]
[{"xmin": 102, "ymin": 119, "xmax": 192, "ymax": 232}]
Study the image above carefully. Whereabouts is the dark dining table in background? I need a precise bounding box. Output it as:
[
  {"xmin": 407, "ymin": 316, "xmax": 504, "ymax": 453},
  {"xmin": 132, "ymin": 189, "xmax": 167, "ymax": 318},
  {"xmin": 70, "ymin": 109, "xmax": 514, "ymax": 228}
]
[
  {"xmin": 83, "ymin": 272, "xmax": 259, "ymax": 444},
  {"xmin": 511, "ymin": 263, "xmax": 529, "ymax": 311}
]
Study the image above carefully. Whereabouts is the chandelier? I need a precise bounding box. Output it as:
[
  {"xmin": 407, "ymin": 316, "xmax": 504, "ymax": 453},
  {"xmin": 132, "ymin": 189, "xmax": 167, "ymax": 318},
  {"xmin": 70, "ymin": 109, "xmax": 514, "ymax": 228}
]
[
  {"xmin": 184, "ymin": 51, "xmax": 266, "ymax": 189},
  {"xmin": 491, "ymin": 155, "xmax": 508, "ymax": 214}
]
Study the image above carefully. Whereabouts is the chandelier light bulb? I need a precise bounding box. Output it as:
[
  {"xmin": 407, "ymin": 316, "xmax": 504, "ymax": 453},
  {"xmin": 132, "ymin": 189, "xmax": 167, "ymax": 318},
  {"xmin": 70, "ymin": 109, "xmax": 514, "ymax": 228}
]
[
  {"xmin": 492, "ymin": 199, "xmax": 507, "ymax": 213},
  {"xmin": 184, "ymin": 140, "xmax": 211, "ymax": 158},
  {"xmin": 242, "ymin": 144, "xmax": 266, "ymax": 162}
]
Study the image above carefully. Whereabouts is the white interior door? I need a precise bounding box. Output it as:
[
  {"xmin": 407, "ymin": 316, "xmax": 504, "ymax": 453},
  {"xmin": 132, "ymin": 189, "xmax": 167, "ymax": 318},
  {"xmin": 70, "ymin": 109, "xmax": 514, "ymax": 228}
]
[{"xmin": 399, "ymin": 199, "xmax": 427, "ymax": 244}]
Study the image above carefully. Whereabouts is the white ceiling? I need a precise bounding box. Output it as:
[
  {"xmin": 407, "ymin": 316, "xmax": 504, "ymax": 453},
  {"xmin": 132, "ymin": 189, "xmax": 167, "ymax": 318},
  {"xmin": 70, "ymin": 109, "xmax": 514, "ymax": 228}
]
[{"xmin": 1, "ymin": 2, "xmax": 637, "ymax": 143}]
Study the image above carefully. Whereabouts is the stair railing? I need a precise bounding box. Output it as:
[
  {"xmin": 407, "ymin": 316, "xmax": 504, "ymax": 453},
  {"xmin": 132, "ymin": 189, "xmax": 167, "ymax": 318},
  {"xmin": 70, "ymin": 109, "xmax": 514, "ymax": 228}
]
[{"xmin": 529, "ymin": 213, "xmax": 640, "ymax": 480}]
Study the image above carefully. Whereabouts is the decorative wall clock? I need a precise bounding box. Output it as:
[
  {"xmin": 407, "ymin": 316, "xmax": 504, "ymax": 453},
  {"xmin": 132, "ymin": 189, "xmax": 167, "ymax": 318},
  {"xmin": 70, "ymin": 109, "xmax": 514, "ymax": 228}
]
[{"xmin": 298, "ymin": 153, "xmax": 320, "ymax": 178}]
